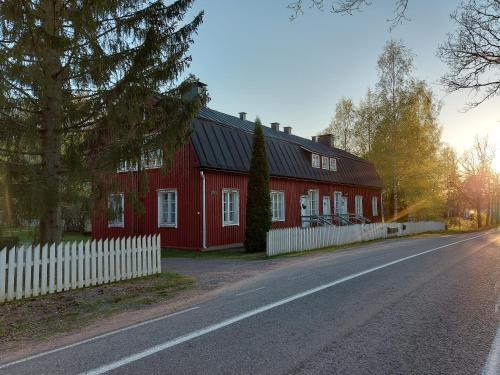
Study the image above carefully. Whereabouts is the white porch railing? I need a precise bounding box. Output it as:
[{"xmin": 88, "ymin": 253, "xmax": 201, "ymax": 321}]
[
  {"xmin": 266, "ymin": 222, "xmax": 445, "ymax": 256},
  {"xmin": 0, "ymin": 234, "xmax": 161, "ymax": 303}
]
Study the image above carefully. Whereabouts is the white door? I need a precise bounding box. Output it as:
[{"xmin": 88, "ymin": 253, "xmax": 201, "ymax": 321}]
[
  {"xmin": 323, "ymin": 196, "xmax": 331, "ymax": 216},
  {"xmin": 341, "ymin": 196, "xmax": 348, "ymax": 215},
  {"xmin": 355, "ymin": 195, "xmax": 363, "ymax": 218},
  {"xmin": 300, "ymin": 195, "xmax": 309, "ymax": 227}
]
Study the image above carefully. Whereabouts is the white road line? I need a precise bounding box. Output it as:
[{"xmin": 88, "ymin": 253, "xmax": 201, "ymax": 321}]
[
  {"xmin": 235, "ymin": 287, "xmax": 266, "ymax": 296},
  {"xmin": 81, "ymin": 232, "xmax": 491, "ymax": 375},
  {"xmin": 483, "ymin": 325, "xmax": 500, "ymax": 375},
  {"xmin": 0, "ymin": 306, "xmax": 200, "ymax": 370}
]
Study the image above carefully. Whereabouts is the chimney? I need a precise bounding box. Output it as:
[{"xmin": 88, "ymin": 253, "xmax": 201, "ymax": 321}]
[
  {"xmin": 184, "ymin": 81, "xmax": 207, "ymax": 100},
  {"xmin": 317, "ymin": 134, "xmax": 334, "ymax": 148},
  {"xmin": 311, "ymin": 136, "xmax": 318, "ymax": 142},
  {"xmin": 239, "ymin": 112, "xmax": 247, "ymax": 121},
  {"xmin": 284, "ymin": 126, "xmax": 292, "ymax": 135},
  {"xmin": 271, "ymin": 122, "xmax": 280, "ymax": 131}
]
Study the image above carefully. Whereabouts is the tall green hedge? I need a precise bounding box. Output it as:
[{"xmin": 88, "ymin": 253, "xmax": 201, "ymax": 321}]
[{"xmin": 245, "ymin": 118, "xmax": 272, "ymax": 253}]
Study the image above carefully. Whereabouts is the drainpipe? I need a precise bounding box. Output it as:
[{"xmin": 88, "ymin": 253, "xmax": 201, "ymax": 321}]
[{"xmin": 200, "ymin": 171, "xmax": 207, "ymax": 249}]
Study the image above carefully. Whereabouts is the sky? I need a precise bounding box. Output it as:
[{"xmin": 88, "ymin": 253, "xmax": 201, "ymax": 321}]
[{"xmin": 184, "ymin": 0, "xmax": 500, "ymax": 170}]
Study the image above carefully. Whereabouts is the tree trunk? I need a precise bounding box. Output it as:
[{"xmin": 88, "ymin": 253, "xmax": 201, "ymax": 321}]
[
  {"xmin": 1, "ymin": 169, "xmax": 15, "ymax": 227},
  {"xmin": 39, "ymin": 0, "xmax": 63, "ymax": 244}
]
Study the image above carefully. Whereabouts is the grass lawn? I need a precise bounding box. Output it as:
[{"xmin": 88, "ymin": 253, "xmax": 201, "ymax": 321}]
[
  {"xmin": 161, "ymin": 248, "xmax": 266, "ymax": 260},
  {"xmin": 0, "ymin": 272, "xmax": 194, "ymax": 351},
  {"xmin": 1, "ymin": 228, "xmax": 90, "ymax": 245}
]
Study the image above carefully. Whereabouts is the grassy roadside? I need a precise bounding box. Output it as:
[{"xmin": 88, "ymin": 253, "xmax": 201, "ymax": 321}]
[
  {"xmin": 1, "ymin": 227, "xmax": 90, "ymax": 245},
  {"xmin": 0, "ymin": 272, "xmax": 194, "ymax": 351}
]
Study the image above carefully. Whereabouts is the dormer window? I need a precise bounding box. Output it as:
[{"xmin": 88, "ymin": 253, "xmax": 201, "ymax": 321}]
[
  {"xmin": 322, "ymin": 156, "xmax": 329, "ymax": 170},
  {"xmin": 329, "ymin": 158, "xmax": 337, "ymax": 171},
  {"xmin": 312, "ymin": 154, "xmax": 320, "ymax": 168}
]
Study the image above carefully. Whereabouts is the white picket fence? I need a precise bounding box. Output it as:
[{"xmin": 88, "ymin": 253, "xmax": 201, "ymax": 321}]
[
  {"xmin": 266, "ymin": 221, "xmax": 445, "ymax": 256},
  {"xmin": 0, "ymin": 234, "xmax": 161, "ymax": 303}
]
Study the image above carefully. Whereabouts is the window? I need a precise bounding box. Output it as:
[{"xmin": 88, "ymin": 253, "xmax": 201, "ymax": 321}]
[
  {"xmin": 309, "ymin": 189, "xmax": 319, "ymax": 216},
  {"xmin": 311, "ymin": 154, "xmax": 320, "ymax": 168},
  {"xmin": 321, "ymin": 156, "xmax": 329, "ymax": 170},
  {"xmin": 142, "ymin": 149, "xmax": 162, "ymax": 170},
  {"xmin": 372, "ymin": 196, "xmax": 378, "ymax": 216},
  {"xmin": 333, "ymin": 191, "xmax": 343, "ymax": 215},
  {"xmin": 117, "ymin": 160, "xmax": 138, "ymax": 173},
  {"xmin": 355, "ymin": 195, "xmax": 363, "ymax": 218},
  {"xmin": 158, "ymin": 189, "xmax": 177, "ymax": 227},
  {"xmin": 108, "ymin": 193, "xmax": 124, "ymax": 228},
  {"xmin": 222, "ymin": 189, "xmax": 239, "ymax": 226},
  {"xmin": 270, "ymin": 191, "xmax": 285, "ymax": 222},
  {"xmin": 329, "ymin": 158, "xmax": 337, "ymax": 171}
]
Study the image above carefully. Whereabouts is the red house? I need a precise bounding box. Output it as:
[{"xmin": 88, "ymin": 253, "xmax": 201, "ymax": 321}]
[{"xmin": 92, "ymin": 107, "xmax": 384, "ymax": 251}]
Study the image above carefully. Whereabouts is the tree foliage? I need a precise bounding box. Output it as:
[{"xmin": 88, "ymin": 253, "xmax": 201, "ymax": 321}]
[
  {"xmin": 0, "ymin": 0, "xmax": 206, "ymax": 243},
  {"xmin": 324, "ymin": 97, "xmax": 355, "ymax": 152},
  {"xmin": 245, "ymin": 118, "xmax": 272, "ymax": 253}
]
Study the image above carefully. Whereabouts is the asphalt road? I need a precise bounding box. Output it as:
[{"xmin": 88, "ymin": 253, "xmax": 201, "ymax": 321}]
[{"xmin": 1, "ymin": 230, "xmax": 499, "ymax": 375}]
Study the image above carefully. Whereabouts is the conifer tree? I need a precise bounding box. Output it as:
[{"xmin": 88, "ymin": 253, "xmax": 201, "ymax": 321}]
[
  {"xmin": 245, "ymin": 118, "xmax": 271, "ymax": 253},
  {"xmin": 0, "ymin": 1, "xmax": 206, "ymax": 243}
]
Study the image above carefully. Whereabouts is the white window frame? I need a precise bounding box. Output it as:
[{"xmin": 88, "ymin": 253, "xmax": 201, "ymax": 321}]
[
  {"xmin": 333, "ymin": 191, "xmax": 342, "ymax": 215},
  {"xmin": 309, "ymin": 189, "xmax": 319, "ymax": 216},
  {"xmin": 222, "ymin": 189, "xmax": 240, "ymax": 227},
  {"xmin": 321, "ymin": 156, "xmax": 329, "ymax": 170},
  {"xmin": 108, "ymin": 193, "xmax": 125, "ymax": 228},
  {"xmin": 270, "ymin": 191, "xmax": 285, "ymax": 222},
  {"xmin": 372, "ymin": 196, "xmax": 378, "ymax": 216},
  {"xmin": 355, "ymin": 195, "xmax": 364, "ymax": 218},
  {"xmin": 329, "ymin": 158, "xmax": 337, "ymax": 171},
  {"xmin": 117, "ymin": 160, "xmax": 138, "ymax": 173},
  {"xmin": 157, "ymin": 189, "xmax": 178, "ymax": 228},
  {"xmin": 311, "ymin": 154, "xmax": 320, "ymax": 168},
  {"xmin": 142, "ymin": 149, "xmax": 163, "ymax": 170}
]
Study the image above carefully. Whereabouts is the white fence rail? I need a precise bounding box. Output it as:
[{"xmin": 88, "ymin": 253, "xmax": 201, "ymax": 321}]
[
  {"xmin": 0, "ymin": 234, "xmax": 161, "ymax": 303},
  {"xmin": 267, "ymin": 222, "xmax": 445, "ymax": 256}
]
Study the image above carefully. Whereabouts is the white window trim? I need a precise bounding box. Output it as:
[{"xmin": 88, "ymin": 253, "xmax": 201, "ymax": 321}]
[
  {"xmin": 372, "ymin": 196, "xmax": 379, "ymax": 216},
  {"xmin": 311, "ymin": 154, "xmax": 320, "ymax": 168},
  {"xmin": 270, "ymin": 190, "xmax": 286, "ymax": 222},
  {"xmin": 333, "ymin": 191, "xmax": 342, "ymax": 215},
  {"xmin": 329, "ymin": 158, "xmax": 337, "ymax": 171},
  {"xmin": 108, "ymin": 193, "xmax": 125, "ymax": 228},
  {"xmin": 222, "ymin": 189, "xmax": 240, "ymax": 227},
  {"xmin": 321, "ymin": 156, "xmax": 329, "ymax": 170},
  {"xmin": 157, "ymin": 189, "xmax": 178, "ymax": 228},
  {"xmin": 355, "ymin": 195, "xmax": 364, "ymax": 217},
  {"xmin": 309, "ymin": 189, "xmax": 320, "ymax": 216}
]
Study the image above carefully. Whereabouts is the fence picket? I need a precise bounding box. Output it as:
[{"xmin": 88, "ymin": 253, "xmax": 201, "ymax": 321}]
[
  {"xmin": 141, "ymin": 236, "xmax": 147, "ymax": 277},
  {"xmin": 147, "ymin": 235, "xmax": 152, "ymax": 275},
  {"xmin": 49, "ymin": 244, "xmax": 56, "ymax": 294},
  {"xmin": 97, "ymin": 240, "xmax": 103, "ymax": 284},
  {"xmin": 132, "ymin": 236, "xmax": 137, "ymax": 278},
  {"xmin": 109, "ymin": 239, "xmax": 115, "ymax": 283},
  {"xmin": 15, "ymin": 247, "xmax": 24, "ymax": 300},
  {"xmin": 103, "ymin": 239, "xmax": 109, "ymax": 284},
  {"xmin": 24, "ymin": 246, "xmax": 32, "ymax": 298},
  {"xmin": 78, "ymin": 242, "xmax": 84, "ymax": 288},
  {"xmin": 32, "ymin": 245, "xmax": 40, "ymax": 297},
  {"xmin": 63, "ymin": 243, "xmax": 70, "ymax": 291},
  {"xmin": 91, "ymin": 240, "xmax": 97, "ymax": 286},
  {"xmin": 137, "ymin": 236, "xmax": 143, "ymax": 277},
  {"xmin": 84, "ymin": 241, "xmax": 91, "ymax": 287},
  {"xmin": 120, "ymin": 238, "xmax": 126, "ymax": 279},
  {"xmin": 0, "ymin": 248, "xmax": 6, "ymax": 302},
  {"xmin": 41, "ymin": 244, "xmax": 48, "ymax": 295},
  {"xmin": 157, "ymin": 235, "xmax": 161, "ymax": 273},
  {"xmin": 115, "ymin": 238, "xmax": 121, "ymax": 281},
  {"xmin": 71, "ymin": 242, "xmax": 78, "ymax": 289},
  {"xmin": 126, "ymin": 237, "xmax": 132, "ymax": 278},
  {"xmin": 7, "ymin": 247, "xmax": 15, "ymax": 301}
]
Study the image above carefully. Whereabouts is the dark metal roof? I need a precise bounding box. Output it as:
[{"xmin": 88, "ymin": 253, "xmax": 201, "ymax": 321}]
[{"xmin": 192, "ymin": 108, "xmax": 384, "ymax": 189}]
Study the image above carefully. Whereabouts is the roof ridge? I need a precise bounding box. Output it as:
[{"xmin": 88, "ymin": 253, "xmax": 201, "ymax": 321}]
[{"xmin": 198, "ymin": 107, "xmax": 372, "ymax": 165}]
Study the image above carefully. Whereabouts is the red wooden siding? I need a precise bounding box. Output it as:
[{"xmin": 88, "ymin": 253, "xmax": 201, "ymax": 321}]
[
  {"xmin": 203, "ymin": 170, "xmax": 382, "ymax": 249},
  {"xmin": 92, "ymin": 142, "xmax": 382, "ymax": 251},
  {"xmin": 92, "ymin": 142, "xmax": 202, "ymax": 249}
]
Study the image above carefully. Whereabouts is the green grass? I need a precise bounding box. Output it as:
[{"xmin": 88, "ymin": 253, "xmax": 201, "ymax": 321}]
[
  {"xmin": 161, "ymin": 248, "xmax": 265, "ymax": 260},
  {"xmin": 1, "ymin": 227, "xmax": 90, "ymax": 245},
  {"xmin": 0, "ymin": 272, "xmax": 194, "ymax": 351}
]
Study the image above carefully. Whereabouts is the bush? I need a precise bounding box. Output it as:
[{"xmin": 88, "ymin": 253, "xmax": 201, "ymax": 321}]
[{"xmin": 0, "ymin": 236, "xmax": 18, "ymax": 249}]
